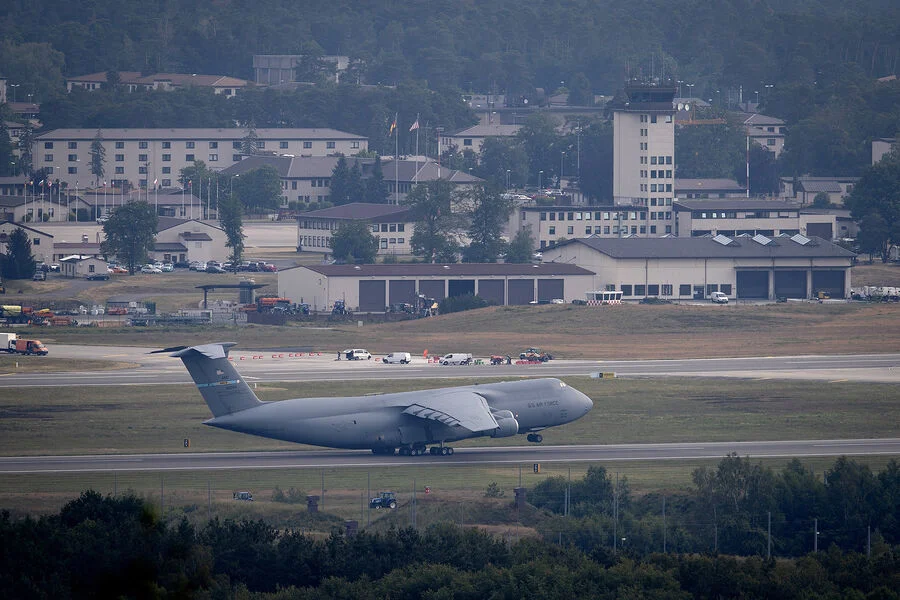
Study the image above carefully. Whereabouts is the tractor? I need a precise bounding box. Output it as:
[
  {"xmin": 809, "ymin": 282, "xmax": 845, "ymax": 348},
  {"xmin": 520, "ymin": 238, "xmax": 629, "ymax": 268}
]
[{"xmin": 369, "ymin": 491, "xmax": 397, "ymax": 509}]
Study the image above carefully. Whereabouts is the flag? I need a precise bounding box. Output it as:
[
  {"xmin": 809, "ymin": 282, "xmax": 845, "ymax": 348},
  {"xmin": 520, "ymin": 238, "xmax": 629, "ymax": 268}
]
[
  {"xmin": 389, "ymin": 114, "xmax": 397, "ymax": 135},
  {"xmin": 409, "ymin": 118, "xmax": 419, "ymax": 132},
  {"xmin": 39, "ymin": 179, "xmax": 44, "ymax": 186},
  {"xmin": 153, "ymin": 178, "xmax": 158, "ymax": 186}
]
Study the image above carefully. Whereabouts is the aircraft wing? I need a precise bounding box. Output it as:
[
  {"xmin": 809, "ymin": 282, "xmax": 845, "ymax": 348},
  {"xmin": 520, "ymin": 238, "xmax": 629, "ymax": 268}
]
[{"xmin": 402, "ymin": 390, "xmax": 498, "ymax": 433}]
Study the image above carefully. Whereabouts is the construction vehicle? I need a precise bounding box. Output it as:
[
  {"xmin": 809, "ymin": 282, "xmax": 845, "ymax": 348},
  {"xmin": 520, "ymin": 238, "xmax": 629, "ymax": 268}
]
[
  {"xmin": 257, "ymin": 297, "xmax": 292, "ymax": 312},
  {"xmin": 519, "ymin": 347, "xmax": 553, "ymax": 362},
  {"xmin": 4, "ymin": 336, "xmax": 48, "ymax": 355},
  {"xmin": 369, "ymin": 491, "xmax": 397, "ymax": 509},
  {"xmin": 332, "ymin": 299, "xmax": 352, "ymax": 316},
  {"xmin": 490, "ymin": 355, "xmax": 512, "ymax": 365},
  {"xmin": 0, "ymin": 305, "xmax": 34, "ymax": 324}
]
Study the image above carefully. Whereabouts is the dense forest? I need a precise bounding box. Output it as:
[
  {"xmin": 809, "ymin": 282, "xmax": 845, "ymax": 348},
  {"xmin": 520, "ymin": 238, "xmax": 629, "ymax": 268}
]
[{"xmin": 2, "ymin": 456, "xmax": 899, "ymax": 597}]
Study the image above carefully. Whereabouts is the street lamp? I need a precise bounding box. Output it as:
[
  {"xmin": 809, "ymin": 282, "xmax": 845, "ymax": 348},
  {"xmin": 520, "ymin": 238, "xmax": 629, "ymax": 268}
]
[
  {"xmin": 9, "ymin": 84, "xmax": 20, "ymax": 103},
  {"xmin": 755, "ymin": 90, "xmax": 759, "ymax": 105},
  {"xmin": 685, "ymin": 83, "xmax": 695, "ymax": 99},
  {"xmin": 538, "ymin": 170, "xmax": 543, "ymax": 191},
  {"xmin": 506, "ymin": 169, "xmax": 511, "ymax": 191},
  {"xmin": 559, "ymin": 152, "xmax": 565, "ymax": 189},
  {"xmin": 764, "ymin": 83, "xmax": 774, "ymax": 104}
]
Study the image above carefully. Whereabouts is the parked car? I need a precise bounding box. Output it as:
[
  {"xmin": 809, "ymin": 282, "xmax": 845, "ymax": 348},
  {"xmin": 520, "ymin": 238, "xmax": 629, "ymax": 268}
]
[
  {"xmin": 32, "ymin": 271, "xmax": 46, "ymax": 281},
  {"xmin": 383, "ymin": 352, "xmax": 411, "ymax": 364},
  {"xmin": 189, "ymin": 261, "xmax": 206, "ymax": 271},
  {"xmin": 160, "ymin": 263, "xmax": 174, "ymax": 272},
  {"xmin": 173, "ymin": 261, "xmax": 191, "ymax": 269},
  {"xmin": 261, "ymin": 263, "xmax": 277, "ymax": 272},
  {"xmin": 343, "ymin": 349, "xmax": 372, "ymax": 360},
  {"xmin": 86, "ymin": 272, "xmax": 110, "ymax": 281},
  {"xmin": 108, "ymin": 265, "xmax": 128, "ymax": 274},
  {"xmin": 710, "ymin": 291, "xmax": 729, "ymax": 304},
  {"xmin": 206, "ymin": 264, "xmax": 226, "ymax": 273},
  {"xmin": 140, "ymin": 264, "xmax": 162, "ymax": 274}
]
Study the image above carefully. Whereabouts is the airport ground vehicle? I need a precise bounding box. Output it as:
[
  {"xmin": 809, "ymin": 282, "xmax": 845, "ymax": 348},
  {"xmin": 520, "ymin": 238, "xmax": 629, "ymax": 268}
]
[
  {"xmin": 383, "ymin": 352, "xmax": 411, "ymax": 364},
  {"xmin": 233, "ymin": 491, "xmax": 253, "ymax": 501},
  {"xmin": 369, "ymin": 491, "xmax": 397, "ymax": 509},
  {"xmin": 344, "ymin": 349, "xmax": 372, "ymax": 360},
  {"xmin": 4, "ymin": 336, "xmax": 48, "ymax": 355},
  {"xmin": 0, "ymin": 305, "xmax": 34, "ymax": 324},
  {"xmin": 519, "ymin": 348, "xmax": 553, "ymax": 362},
  {"xmin": 710, "ymin": 291, "xmax": 729, "ymax": 304},
  {"xmin": 490, "ymin": 355, "xmax": 512, "ymax": 365},
  {"xmin": 440, "ymin": 353, "xmax": 472, "ymax": 365},
  {"xmin": 332, "ymin": 299, "xmax": 352, "ymax": 316}
]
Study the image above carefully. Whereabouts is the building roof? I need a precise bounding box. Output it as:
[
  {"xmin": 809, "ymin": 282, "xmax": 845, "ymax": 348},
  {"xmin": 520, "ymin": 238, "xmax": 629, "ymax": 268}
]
[
  {"xmin": 291, "ymin": 262, "xmax": 595, "ymax": 277},
  {"xmin": 36, "ymin": 128, "xmax": 367, "ymax": 141},
  {"xmin": 130, "ymin": 73, "xmax": 250, "ymax": 88},
  {"xmin": 179, "ymin": 232, "xmax": 213, "ymax": 241},
  {"xmin": 674, "ymin": 178, "xmax": 745, "ymax": 193},
  {"xmin": 446, "ymin": 124, "xmax": 521, "ymax": 138},
  {"xmin": 674, "ymin": 199, "xmax": 800, "ymax": 211},
  {"xmin": 557, "ymin": 236, "xmax": 855, "ymax": 259},
  {"xmin": 739, "ymin": 113, "xmax": 786, "ymax": 126},
  {"xmin": 0, "ymin": 220, "xmax": 53, "ymax": 237},
  {"xmin": 797, "ymin": 180, "xmax": 842, "ymax": 193},
  {"xmin": 0, "ymin": 175, "xmax": 29, "ymax": 185},
  {"xmin": 302, "ymin": 202, "xmax": 410, "ymax": 221},
  {"xmin": 154, "ymin": 242, "xmax": 188, "ymax": 251},
  {"xmin": 67, "ymin": 71, "xmax": 143, "ymax": 83},
  {"xmin": 156, "ymin": 217, "xmax": 223, "ymax": 234},
  {"xmin": 54, "ymin": 242, "xmax": 102, "ymax": 251}
]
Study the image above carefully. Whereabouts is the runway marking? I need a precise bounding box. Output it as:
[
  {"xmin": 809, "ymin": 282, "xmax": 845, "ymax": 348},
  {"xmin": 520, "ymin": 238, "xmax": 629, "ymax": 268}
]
[{"xmin": 830, "ymin": 379, "xmax": 849, "ymax": 383}]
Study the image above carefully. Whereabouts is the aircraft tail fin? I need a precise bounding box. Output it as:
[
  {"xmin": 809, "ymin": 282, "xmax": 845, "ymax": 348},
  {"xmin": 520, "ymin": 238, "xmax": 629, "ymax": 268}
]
[{"xmin": 163, "ymin": 342, "xmax": 263, "ymax": 417}]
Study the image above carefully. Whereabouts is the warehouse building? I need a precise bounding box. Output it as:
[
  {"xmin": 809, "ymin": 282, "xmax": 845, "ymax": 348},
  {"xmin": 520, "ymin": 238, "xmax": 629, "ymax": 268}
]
[
  {"xmin": 541, "ymin": 235, "xmax": 855, "ymax": 301},
  {"xmin": 278, "ymin": 263, "xmax": 596, "ymax": 312}
]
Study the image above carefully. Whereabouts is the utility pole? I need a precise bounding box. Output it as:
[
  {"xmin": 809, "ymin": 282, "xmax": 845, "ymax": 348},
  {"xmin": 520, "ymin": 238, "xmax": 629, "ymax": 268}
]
[
  {"xmin": 767, "ymin": 511, "xmax": 771, "ymax": 559},
  {"xmin": 814, "ymin": 518, "xmax": 818, "ymax": 552},
  {"xmin": 613, "ymin": 472, "xmax": 619, "ymax": 554},
  {"xmin": 663, "ymin": 496, "xmax": 667, "ymax": 553}
]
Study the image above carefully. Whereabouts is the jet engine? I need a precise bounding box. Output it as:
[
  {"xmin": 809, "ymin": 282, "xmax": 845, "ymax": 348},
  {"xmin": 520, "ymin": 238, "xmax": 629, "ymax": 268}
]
[{"xmin": 491, "ymin": 410, "xmax": 519, "ymax": 438}]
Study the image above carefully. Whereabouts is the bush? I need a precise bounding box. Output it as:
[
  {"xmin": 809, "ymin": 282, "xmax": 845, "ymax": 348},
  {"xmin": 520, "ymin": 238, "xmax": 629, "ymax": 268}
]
[
  {"xmin": 484, "ymin": 482, "xmax": 505, "ymax": 498},
  {"xmin": 272, "ymin": 486, "xmax": 305, "ymax": 503},
  {"xmin": 439, "ymin": 293, "xmax": 492, "ymax": 314}
]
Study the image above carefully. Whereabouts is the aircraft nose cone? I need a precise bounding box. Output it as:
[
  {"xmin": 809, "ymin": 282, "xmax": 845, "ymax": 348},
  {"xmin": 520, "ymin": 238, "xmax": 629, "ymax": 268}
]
[{"xmin": 578, "ymin": 389, "xmax": 593, "ymax": 414}]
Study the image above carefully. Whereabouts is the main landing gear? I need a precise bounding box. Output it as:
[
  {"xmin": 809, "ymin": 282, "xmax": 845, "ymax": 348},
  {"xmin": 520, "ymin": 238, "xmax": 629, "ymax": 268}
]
[
  {"xmin": 527, "ymin": 433, "xmax": 543, "ymax": 443},
  {"xmin": 375, "ymin": 444, "xmax": 455, "ymax": 456},
  {"xmin": 428, "ymin": 446, "xmax": 454, "ymax": 456}
]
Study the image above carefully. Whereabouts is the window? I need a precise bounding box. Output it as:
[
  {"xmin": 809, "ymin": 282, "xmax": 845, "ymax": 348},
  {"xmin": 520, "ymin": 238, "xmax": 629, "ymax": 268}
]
[
  {"xmin": 635, "ymin": 284, "xmax": 646, "ymax": 296},
  {"xmin": 706, "ymin": 284, "xmax": 719, "ymax": 296},
  {"xmin": 44, "ymin": 154, "xmax": 53, "ymax": 162},
  {"xmin": 665, "ymin": 225, "xmax": 672, "ymax": 233},
  {"xmin": 650, "ymin": 225, "xmax": 656, "ymax": 234},
  {"xmin": 371, "ymin": 225, "xmax": 379, "ymax": 233},
  {"xmin": 185, "ymin": 154, "xmax": 194, "ymax": 162},
  {"xmin": 159, "ymin": 154, "xmax": 170, "ymax": 162},
  {"xmin": 139, "ymin": 141, "xmax": 148, "ymax": 149},
  {"xmin": 351, "ymin": 141, "xmax": 360, "ymax": 149},
  {"xmin": 389, "ymin": 224, "xmax": 397, "ymax": 232},
  {"xmin": 380, "ymin": 224, "xmax": 388, "ymax": 232},
  {"xmin": 650, "ymin": 114, "xmax": 657, "ymax": 123},
  {"xmin": 68, "ymin": 141, "xmax": 77, "ymax": 149},
  {"xmin": 291, "ymin": 181, "xmax": 297, "ymax": 190},
  {"xmin": 138, "ymin": 154, "xmax": 148, "ymax": 162},
  {"xmin": 162, "ymin": 166, "xmax": 171, "ymax": 174},
  {"xmin": 115, "ymin": 166, "xmax": 124, "ymax": 174},
  {"xmin": 679, "ymin": 284, "xmax": 691, "ymax": 296},
  {"xmin": 33, "ymin": 237, "xmax": 40, "ymax": 245},
  {"xmin": 463, "ymin": 138, "xmax": 473, "ymax": 146},
  {"xmin": 648, "ymin": 284, "xmax": 659, "ymax": 296},
  {"xmin": 233, "ymin": 141, "xmax": 242, "ymax": 149},
  {"xmin": 303, "ymin": 141, "xmax": 312, "ymax": 149},
  {"xmin": 139, "ymin": 166, "xmax": 147, "ymax": 174},
  {"xmin": 767, "ymin": 138, "xmax": 776, "ymax": 146},
  {"xmin": 666, "ymin": 170, "xmax": 672, "ymax": 178},
  {"xmin": 721, "ymin": 284, "xmax": 732, "ymax": 295},
  {"xmin": 585, "ymin": 226, "xmax": 592, "ymax": 235},
  {"xmin": 115, "ymin": 141, "xmax": 125, "ymax": 149},
  {"xmin": 68, "ymin": 154, "xmax": 77, "ymax": 161},
  {"xmin": 209, "ymin": 141, "xmax": 218, "ymax": 149},
  {"xmin": 162, "ymin": 141, "xmax": 171, "ymax": 149},
  {"xmin": 548, "ymin": 226, "xmax": 556, "ymax": 235},
  {"xmin": 325, "ymin": 141, "xmax": 335, "ymax": 149},
  {"xmin": 666, "ymin": 156, "xmax": 672, "ymax": 165},
  {"xmin": 665, "ymin": 115, "xmax": 672, "ymax": 123},
  {"xmin": 44, "ymin": 142, "xmax": 54, "ymax": 149},
  {"xmin": 621, "ymin": 285, "xmax": 633, "ymax": 296},
  {"xmin": 280, "ymin": 141, "xmax": 288, "ymax": 149},
  {"xmin": 603, "ymin": 226, "xmax": 610, "ymax": 234},
  {"xmin": 567, "ymin": 226, "xmax": 574, "ymax": 235},
  {"xmin": 639, "ymin": 226, "xmax": 646, "ymax": 233},
  {"xmin": 381, "ymin": 239, "xmax": 388, "ymax": 249},
  {"xmin": 233, "ymin": 154, "xmax": 242, "ymax": 161},
  {"xmin": 209, "ymin": 154, "xmax": 218, "ymax": 161},
  {"xmin": 68, "ymin": 166, "xmax": 77, "ymax": 174},
  {"xmin": 258, "ymin": 141, "xmax": 266, "ymax": 149},
  {"xmin": 185, "ymin": 141, "xmax": 196, "ymax": 149},
  {"xmin": 397, "ymin": 237, "xmax": 404, "ymax": 244},
  {"xmin": 162, "ymin": 178, "xmax": 171, "ymax": 187}
]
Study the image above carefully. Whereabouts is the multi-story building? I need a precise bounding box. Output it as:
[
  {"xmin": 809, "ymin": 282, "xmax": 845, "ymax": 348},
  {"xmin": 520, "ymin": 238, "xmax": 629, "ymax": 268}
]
[
  {"xmin": 438, "ymin": 124, "xmax": 520, "ymax": 156},
  {"xmin": 780, "ymin": 176, "xmax": 859, "ymax": 206},
  {"xmin": 66, "ymin": 72, "xmax": 252, "ymax": 96},
  {"xmin": 33, "ymin": 128, "xmax": 368, "ymax": 190},
  {"xmin": 612, "ymin": 82, "xmax": 676, "ymax": 211},
  {"xmin": 252, "ymin": 55, "xmax": 350, "ymax": 84},
  {"xmin": 296, "ymin": 203, "xmax": 414, "ymax": 256},
  {"xmin": 872, "ymin": 138, "xmax": 896, "ymax": 164},
  {"xmin": 741, "ymin": 113, "xmax": 786, "ymax": 158},
  {"xmin": 220, "ymin": 154, "xmax": 481, "ymax": 207},
  {"xmin": 674, "ymin": 178, "xmax": 747, "ymax": 200},
  {"xmin": 673, "ymin": 199, "xmax": 839, "ymax": 240}
]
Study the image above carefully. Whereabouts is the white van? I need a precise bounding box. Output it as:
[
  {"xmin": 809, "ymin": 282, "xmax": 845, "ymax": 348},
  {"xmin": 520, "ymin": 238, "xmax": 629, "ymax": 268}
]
[
  {"xmin": 440, "ymin": 353, "xmax": 472, "ymax": 366},
  {"xmin": 710, "ymin": 291, "xmax": 729, "ymax": 304},
  {"xmin": 344, "ymin": 349, "xmax": 372, "ymax": 360},
  {"xmin": 383, "ymin": 352, "xmax": 411, "ymax": 364}
]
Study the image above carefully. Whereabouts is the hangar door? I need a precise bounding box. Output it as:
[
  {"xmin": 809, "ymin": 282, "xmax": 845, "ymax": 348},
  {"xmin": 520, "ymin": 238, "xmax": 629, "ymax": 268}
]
[
  {"xmin": 358, "ymin": 280, "xmax": 386, "ymax": 312},
  {"xmin": 813, "ymin": 270, "xmax": 845, "ymax": 297},
  {"xmin": 737, "ymin": 271, "xmax": 768, "ymax": 299},
  {"xmin": 537, "ymin": 279, "xmax": 564, "ymax": 302},
  {"xmin": 448, "ymin": 279, "xmax": 475, "ymax": 297},
  {"xmin": 774, "ymin": 270, "xmax": 807, "ymax": 299},
  {"xmin": 507, "ymin": 279, "xmax": 535, "ymax": 305},
  {"xmin": 419, "ymin": 280, "xmax": 445, "ymax": 301},
  {"xmin": 477, "ymin": 280, "xmax": 504, "ymax": 305},
  {"xmin": 389, "ymin": 280, "xmax": 416, "ymax": 306}
]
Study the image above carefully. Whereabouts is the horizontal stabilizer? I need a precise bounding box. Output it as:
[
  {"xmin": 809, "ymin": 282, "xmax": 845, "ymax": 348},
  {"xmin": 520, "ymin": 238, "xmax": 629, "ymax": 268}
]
[{"xmin": 168, "ymin": 342, "xmax": 261, "ymax": 417}]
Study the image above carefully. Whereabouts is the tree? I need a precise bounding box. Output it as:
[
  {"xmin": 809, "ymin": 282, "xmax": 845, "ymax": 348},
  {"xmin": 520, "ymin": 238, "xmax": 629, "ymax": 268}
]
[
  {"xmin": 241, "ymin": 125, "xmax": 260, "ymax": 156},
  {"xmin": 329, "ymin": 156, "xmax": 351, "ymax": 205},
  {"xmin": 505, "ymin": 228, "xmax": 536, "ymax": 263},
  {"xmin": 218, "ymin": 194, "xmax": 245, "ymax": 269},
  {"xmin": 233, "ymin": 166, "xmax": 282, "ymax": 214},
  {"xmin": 567, "ymin": 72, "xmax": 593, "ymax": 106},
  {"xmin": 329, "ymin": 220, "xmax": 378, "ymax": 264},
  {"xmin": 462, "ymin": 185, "xmax": 512, "ymax": 262},
  {"xmin": 811, "ymin": 192, "xmax": 833, "ymax": 208},
  {"xmin": 17, "ymin": 125, "xmax": 34, "ymax": 176},
  {"xmin": 365, "ymin": 155, "xmax": 390, "ymax": 203},
  {"xmin": 517, "ymin": 113, "xmax": 563, "ymax": 186},
  {"xmin": 0, "ymin": 227, "xmax": 36, "ymax": 279},
  {"xmin": 857, "ymin": 213, "xmax": 890, "ymax": 262},
  {"xmin": 347, "ymin": 161, "xmax": 365, "ymax": 204},
  {"xmin": 845, "ymin": 149, "xmax": 900, "ymax": 260},
  {"xmin": 0, "ymin": 122, "xmax": 15, "ymax": 177},
  {"xmin": 477, "ymin": 137, "xmax": 529, "ymax": 190},
  {"xmin": 90, "ymin": 129, "xmax": 106, "ymax": 187},
  {"xmin": 100, "ymin": 201, "xmax": 158, "ymax": 274},
  {"xmin": 404, "ymin": 179, "xmax": 463, "ymax": 262}
]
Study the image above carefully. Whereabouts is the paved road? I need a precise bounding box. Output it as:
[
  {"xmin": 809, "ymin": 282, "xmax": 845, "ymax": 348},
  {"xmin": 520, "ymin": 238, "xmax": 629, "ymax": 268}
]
[
  {"xmin": 2, "ymin": 439, "xmax": 898, "ymax": 474},
  {"xmin": 2, "ymin": 347, "xmax": 899, "ymax": 387}
]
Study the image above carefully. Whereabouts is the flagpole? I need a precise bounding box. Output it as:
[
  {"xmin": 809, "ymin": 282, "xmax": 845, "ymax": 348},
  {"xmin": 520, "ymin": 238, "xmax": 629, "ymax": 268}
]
[
  {"xmin": 414, "ymin": 113, "xmax": 419, "ymax": 184},
  {"xmin": 394, "ymin": 114, "xmax": 399, "ymax": 205}
]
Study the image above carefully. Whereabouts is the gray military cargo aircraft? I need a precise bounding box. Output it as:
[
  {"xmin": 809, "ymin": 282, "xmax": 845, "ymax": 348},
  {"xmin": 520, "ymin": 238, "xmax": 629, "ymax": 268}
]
[{"xmin": 162, "ymin": 342, "xmax": 593, "ymax": 456}]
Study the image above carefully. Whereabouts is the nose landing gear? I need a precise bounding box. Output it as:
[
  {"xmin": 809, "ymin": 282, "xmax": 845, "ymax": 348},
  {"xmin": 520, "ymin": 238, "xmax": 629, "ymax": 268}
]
[{"xmin": 526, "ymin": 433, "xmax": 543, "ymax": 443}]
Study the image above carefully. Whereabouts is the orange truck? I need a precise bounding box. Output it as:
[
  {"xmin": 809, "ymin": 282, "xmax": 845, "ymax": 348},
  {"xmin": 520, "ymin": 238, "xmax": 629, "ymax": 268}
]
[{"xmin": 1, "ymin": 333, "xmax": 48, "ymax": 355}]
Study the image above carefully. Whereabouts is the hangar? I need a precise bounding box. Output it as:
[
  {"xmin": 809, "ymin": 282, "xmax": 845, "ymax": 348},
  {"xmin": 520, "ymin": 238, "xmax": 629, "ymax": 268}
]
[
  {"xmin": 540, "ymin": 234, "xmax": 855, "ymax": 301},
  {"xmin": 278, "ymin": 263, "xmax": 596, "ymax": 312}
]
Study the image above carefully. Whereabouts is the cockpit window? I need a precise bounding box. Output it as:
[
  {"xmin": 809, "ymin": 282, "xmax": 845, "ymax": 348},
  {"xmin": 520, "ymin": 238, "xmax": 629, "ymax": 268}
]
[{"xmin": 559, "ymin": 381, "xmax": 567, "ymax": 388}]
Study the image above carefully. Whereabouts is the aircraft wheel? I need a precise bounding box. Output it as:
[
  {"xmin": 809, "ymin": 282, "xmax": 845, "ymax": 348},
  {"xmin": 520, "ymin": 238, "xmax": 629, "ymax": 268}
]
[
  {"xmin": 440, "ymin": 447, "xmax": 449, "ymax": 456},
  {"xmin": 447, "ymin": 447, "xmax": 454, "ymax": 455},
  {"xmin": 534, "ymin": 434, "xmax": 543, "ymax": 443},
  {"xmin": 399, "ymin": 447, "xmax": 410, "ymax": 456}
]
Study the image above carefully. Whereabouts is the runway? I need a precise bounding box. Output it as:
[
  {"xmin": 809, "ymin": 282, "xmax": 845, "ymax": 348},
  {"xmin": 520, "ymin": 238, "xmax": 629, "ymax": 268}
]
[
  {"xmin": 3, "ymin": 439, "xmax": 899, "ymax": 473},
  {"xmin": 2, "ymin": 346, "xmax": 899, "ymax": 386}
]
